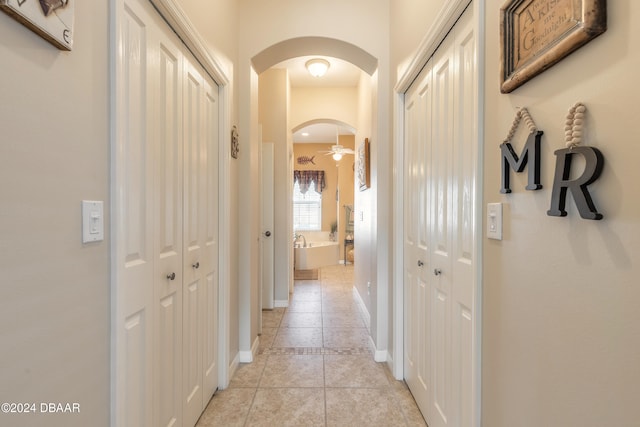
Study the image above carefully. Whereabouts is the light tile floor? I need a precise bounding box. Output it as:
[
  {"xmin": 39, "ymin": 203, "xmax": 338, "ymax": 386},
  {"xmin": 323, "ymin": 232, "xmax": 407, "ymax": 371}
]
[{"xmin": 196, "ymin": 265, "xmax": 427, "ymax": 427}]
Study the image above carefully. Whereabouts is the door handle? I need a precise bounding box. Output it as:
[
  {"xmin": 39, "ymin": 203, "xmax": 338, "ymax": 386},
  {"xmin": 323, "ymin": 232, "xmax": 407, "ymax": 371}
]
[
  {"xmin": 417, "ymin": 260, "xmax": 424, "ymax": 267},
  {"xmin": 166, "ymin": 272, "xmax": 176, "ymax": 281},
  {"xmin": 433, "ymin": 268, "xmax": 442, "ymax": 276},
  {"xmin": 192, "ymin": 262, "xmax": 200, "ymax": 269},
  {"xmin": 264, "ymin": 231, "xmax": 271, "ymax": 237}
]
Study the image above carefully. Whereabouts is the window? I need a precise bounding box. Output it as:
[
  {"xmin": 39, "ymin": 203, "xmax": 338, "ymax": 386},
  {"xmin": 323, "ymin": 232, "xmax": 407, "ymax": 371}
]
[{"xmin": 293, "ymin": 180, "xmax": 322, "ymax": 231}]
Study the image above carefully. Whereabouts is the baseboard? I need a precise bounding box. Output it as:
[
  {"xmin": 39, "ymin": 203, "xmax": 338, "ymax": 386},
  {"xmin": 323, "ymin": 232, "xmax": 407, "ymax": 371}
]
[
  {"xmin": 368, "ymin": 335, "xmax": 388, "ymax": 362},
  {"xmin": 238, "ymin": 336, "xmax": 259, "ymax": 363},
  {"xmin": 274, "ymin": 300, "xmax": 289, "ymax": 308},
  {"xmin": 228, "ymin": 352, "xmax": 239, "ymax": 382},
  {"xmin": 352, "ymin": 286, "xmax": 371, "ymax": 330}
]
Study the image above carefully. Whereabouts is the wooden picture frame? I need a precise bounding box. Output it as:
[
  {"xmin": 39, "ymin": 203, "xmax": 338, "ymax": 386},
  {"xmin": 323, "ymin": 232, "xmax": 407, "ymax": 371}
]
[
  {"xmin": 500, "ymin": 0, "xmax": 606, "ymax": 93},
  {"xmin": 0, "ymin": 0, "xmax": 74, "ymax": 50},
  {"xmin": 357, "ymin": 138, "xmax": 370, "ymax": 191}
]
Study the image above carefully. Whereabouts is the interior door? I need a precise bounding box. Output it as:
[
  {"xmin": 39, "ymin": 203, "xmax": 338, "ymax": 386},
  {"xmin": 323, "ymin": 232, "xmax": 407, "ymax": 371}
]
[
  {"xmin": 404, "ymin": 63, "xmax": 433, "ymax": 419},
  {"xmin": 152, "ymin": 22, "xmax": 184, "ymax": 427},
  {"xmin": 261, "ymin": 142, "xmax": 275, "ymax": 310},
  {"xmin": 182, "ymin": 60, "xmax": 205, "ymax": 427}
]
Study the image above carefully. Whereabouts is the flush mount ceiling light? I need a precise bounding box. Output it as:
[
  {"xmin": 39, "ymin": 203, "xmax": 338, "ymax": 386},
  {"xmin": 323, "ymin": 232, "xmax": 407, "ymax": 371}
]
[{"xmin": 305, "ymin": 58, "xmax": 330, "ymax": 77}]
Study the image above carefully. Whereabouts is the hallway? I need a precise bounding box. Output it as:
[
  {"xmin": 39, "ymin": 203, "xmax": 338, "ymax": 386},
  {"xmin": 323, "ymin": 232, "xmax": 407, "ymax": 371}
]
[{"xmin": 196, "ymin": 265, "xmax": 426, "ymax": 426}]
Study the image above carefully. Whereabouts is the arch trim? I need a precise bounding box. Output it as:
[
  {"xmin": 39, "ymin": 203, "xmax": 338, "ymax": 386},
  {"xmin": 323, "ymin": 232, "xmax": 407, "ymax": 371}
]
[{"xmin": 252, "ymin": 36, "xmax": 378, "ymax": 75}]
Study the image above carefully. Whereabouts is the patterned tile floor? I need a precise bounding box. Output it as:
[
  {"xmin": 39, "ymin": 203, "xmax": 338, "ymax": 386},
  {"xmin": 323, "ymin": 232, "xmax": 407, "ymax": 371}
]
[{"xmin": 196, "ymin": 265, "xmax": 427, "ymax": 427}]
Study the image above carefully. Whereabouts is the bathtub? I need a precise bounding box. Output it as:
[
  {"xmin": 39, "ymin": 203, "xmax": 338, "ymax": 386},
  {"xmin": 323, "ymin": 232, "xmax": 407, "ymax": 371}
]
[{"xmin": 294, "ymin": 240, "xmax": 339, "ymax": 270}]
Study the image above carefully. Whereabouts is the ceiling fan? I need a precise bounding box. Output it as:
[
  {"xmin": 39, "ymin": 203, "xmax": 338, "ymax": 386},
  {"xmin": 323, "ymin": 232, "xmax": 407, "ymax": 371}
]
[{"xmin": 320, "ymin": 144, "xmax": 355, "ymax": 161}]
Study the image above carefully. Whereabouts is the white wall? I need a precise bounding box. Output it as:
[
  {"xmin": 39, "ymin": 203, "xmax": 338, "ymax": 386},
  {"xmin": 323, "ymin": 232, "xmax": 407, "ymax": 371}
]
[
  {"xmin": 391, "ymin": 1, "xmax": 640, "ymax": 425},
  {"xmin": 0, "ymin": 3, "xmax": 110, "ymax": 426}
]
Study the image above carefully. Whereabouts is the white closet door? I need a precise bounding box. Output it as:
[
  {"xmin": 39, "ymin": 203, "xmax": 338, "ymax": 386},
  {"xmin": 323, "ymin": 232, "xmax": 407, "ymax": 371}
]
[
  {"xmin": 202, "ymin": 77, "xmax": 220, "ymax": 404},
  {"xmin": 113, "ymin": 0, "xmax": 155, "ymax": 425},
  {"xmin": 403, "ymin": 4, "xmax": 478, "ymax": 427},
  {"xmin": 182, "ymin": 60, "xmax": 205, "ymax": 427},
  {"xmin": 152, "ymin": 24, "xmax": 184, "ymax": 427},
  {"xmin": 404, "ymin": 63, "xmax": 433, "ymax": 419}
]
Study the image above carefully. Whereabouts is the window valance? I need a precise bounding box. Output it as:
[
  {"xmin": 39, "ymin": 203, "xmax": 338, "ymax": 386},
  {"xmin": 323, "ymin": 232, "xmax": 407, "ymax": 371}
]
[{"xmin": 293, "ymin": 170, "xmax": 326, "ymax": 194}]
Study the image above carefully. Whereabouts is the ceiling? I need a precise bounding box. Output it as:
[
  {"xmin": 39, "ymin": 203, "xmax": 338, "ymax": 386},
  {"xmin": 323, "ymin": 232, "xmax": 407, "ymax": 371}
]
[{"xmin": 271, "ymin": 55, "xmax": 361, "ymax": 143}]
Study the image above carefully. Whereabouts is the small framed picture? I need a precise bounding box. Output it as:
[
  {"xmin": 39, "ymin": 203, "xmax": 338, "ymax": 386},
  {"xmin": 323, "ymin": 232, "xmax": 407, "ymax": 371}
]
[
  {"xmin": 1, "ymin": 0, "xmax": 74, "ymax": 51},
  {"xmin": 357, "ymin": 138, "xmax": 370, "ymax": 191}
]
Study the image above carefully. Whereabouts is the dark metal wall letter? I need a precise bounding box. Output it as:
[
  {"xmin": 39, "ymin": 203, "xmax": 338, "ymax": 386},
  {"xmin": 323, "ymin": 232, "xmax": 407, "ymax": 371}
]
[
  {"xmin": 547, "ymin": 146, "xmax": 604, "ymax": 220},
  {"xmin": 500, "ymin": 131, "xmax": 543, "ymax": 193}
]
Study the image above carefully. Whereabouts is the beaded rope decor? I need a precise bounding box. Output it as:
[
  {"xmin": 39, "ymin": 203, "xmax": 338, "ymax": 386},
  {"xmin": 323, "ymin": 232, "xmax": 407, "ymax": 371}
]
[
  {"xmin": 564, "ymin": 102, "xmax": 586, "ymax": 148},
  {"xmin": 500, "ymin": 107, "xmax": 544, "ymax": 193},
  {"xmin": 547, "ymin": 102, "xmax": 605, "ymax": 220},
  {"xmin": 503, "ymin": 107, "xmax": 537, "ymax": 144}
]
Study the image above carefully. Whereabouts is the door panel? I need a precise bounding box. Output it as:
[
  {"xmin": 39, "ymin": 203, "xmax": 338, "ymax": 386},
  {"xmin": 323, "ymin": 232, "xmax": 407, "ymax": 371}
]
[
  {"xmin": 183, "ymin": 279, "xmax": 202, "ymax": 427},
  {"xmin": 451, "ymin": 8, "xmax": 476, "ymax": 427},
  {"xmin": 430, "ymin": 31, "xmax": 455, "ymax": 427},
  {"xmin": 202, "ymin": 78, "xmax": 219, "ymax": 403},
  {"xmin": 183, "ymin": 61, "xmax": 204, "ymax": 427},
  {"xmin": 262, "ymin": 142, "xmax": 275, "ymax": 310},
  {"xmin": 153, "ymin": 27, "xmax": 184, "ymax": 427},
  {"xmin": 114, "ymin": 1, "xmax": 154, "ymax": 425},
  {"xmin": 404, "ymin": 63, "xmax": 432, "ymax": 419}
]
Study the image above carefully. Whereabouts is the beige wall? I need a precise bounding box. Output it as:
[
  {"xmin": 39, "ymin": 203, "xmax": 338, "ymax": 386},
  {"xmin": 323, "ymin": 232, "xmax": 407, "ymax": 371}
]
[
  {"xmin": 392, "ymin": 1, "xmax": 640, "ymax": 426},
  {"xmin": 0, "ymin": 2, "xmax": 110, "ymax": 426},
  {"xmin": 290, "ymin": 87, "xmax": 358, "ymax": 129},
  {"xmin": 482, "ymin": 2, "xmax": 640, "ymax": 426}
]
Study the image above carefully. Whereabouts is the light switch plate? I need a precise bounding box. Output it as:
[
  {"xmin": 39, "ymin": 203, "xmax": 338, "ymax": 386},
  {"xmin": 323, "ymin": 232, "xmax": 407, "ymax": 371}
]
[
  {"xmin": 82, "ymin": 200, "xmax": 104, "ymax": 243},
  {"xmin": 487, "ymin": 203, "xmax": 503, "ymax": 240}
]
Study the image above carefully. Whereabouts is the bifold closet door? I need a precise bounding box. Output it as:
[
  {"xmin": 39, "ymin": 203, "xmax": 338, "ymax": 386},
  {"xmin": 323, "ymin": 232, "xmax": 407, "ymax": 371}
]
[
  {"xmin": 403, "ymin": 4, "xmax": 477, "ymax": 427},
  {"xmin": 115, "ymin": 1, "xmax": 220, "ymax": 426}
]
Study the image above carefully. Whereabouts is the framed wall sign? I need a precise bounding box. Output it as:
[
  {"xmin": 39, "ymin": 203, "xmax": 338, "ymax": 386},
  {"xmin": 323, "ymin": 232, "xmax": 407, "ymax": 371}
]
[
  {"xmin": 0, "ymin": 0, "xmax": 74, "ymax": 51},
  {"xmin": 500, "ymin": 0, "xmax": 606, "ymax": 93},
  {"xmin": 357, "ymin": 138, "xmax": 370, "ymax": 191}
]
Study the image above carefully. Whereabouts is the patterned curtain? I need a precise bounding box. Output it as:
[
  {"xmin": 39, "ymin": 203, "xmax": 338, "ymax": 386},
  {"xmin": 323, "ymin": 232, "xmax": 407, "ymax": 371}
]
[{"xmin": 293, "ymin": 170, "xmax": 326, "ymax": 194}]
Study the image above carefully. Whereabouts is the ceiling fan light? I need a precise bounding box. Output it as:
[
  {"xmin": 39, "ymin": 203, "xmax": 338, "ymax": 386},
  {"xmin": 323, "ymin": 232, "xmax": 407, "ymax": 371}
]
[
  {"xmin": 306, "ymin": 58, "xmax": 330, "ymax": 77},
  {"xmin": 332, "ymin": 152, "xmax": 343, "ymax": 161}
]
